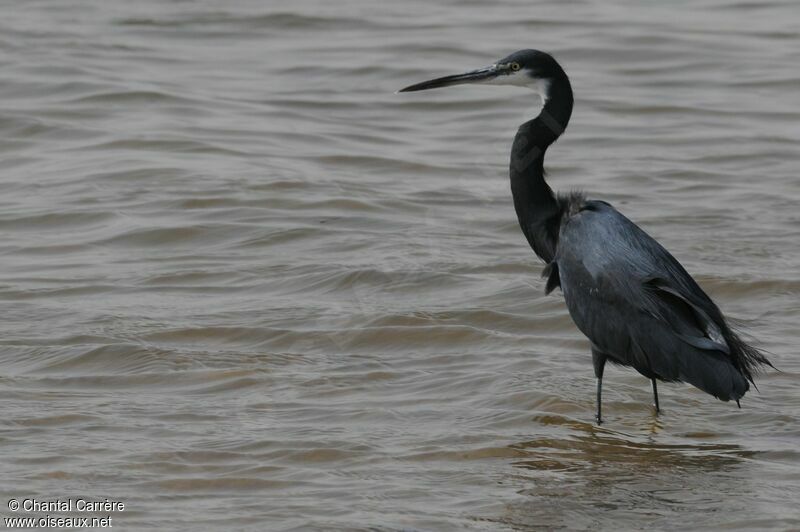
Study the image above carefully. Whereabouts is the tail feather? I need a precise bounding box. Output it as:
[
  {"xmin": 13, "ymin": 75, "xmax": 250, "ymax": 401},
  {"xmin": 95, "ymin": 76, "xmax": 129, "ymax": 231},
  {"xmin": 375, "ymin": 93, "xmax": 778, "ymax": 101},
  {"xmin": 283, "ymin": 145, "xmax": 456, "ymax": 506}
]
[
  {"xmin": 674, "ymin": 347, "xmax": 749, "ymax": 402},
  {"xmin": 721, "ymin": 327, "xmax": 774, "ymax": 386},
  {"xmin": 629, "ymin": 323, "xmax": 751, "ymax": 402}
]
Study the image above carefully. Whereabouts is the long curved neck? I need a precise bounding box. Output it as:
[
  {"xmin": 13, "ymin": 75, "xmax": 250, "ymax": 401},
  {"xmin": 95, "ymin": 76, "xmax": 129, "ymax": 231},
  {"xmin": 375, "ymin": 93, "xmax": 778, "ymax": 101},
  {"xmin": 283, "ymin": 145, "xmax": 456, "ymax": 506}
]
[{"xmin": 510, "ymin": 74, "xmax": 573, "ymax": 262}]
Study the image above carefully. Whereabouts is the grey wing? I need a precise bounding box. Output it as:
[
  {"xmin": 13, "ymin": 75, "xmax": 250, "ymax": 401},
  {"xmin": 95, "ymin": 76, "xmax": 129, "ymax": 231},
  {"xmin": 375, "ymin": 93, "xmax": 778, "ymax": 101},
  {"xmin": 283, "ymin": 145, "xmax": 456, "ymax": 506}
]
[{"xmin": 555, "ymin": 202, "xmax": 749, "ymax": 400}]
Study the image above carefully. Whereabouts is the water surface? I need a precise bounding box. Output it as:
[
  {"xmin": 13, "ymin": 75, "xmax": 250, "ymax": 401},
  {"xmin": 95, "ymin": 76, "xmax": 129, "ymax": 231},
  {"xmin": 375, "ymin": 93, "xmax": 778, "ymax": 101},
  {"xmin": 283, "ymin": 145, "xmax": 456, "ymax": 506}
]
[{"xmin": 0, "ymin": 0, "xmax": 798, "ymax": 530}]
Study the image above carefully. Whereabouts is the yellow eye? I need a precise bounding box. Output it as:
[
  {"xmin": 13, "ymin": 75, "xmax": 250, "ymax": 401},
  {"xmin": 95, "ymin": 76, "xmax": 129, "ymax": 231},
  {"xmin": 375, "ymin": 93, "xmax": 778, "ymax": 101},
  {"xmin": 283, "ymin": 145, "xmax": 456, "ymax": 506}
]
[{"xmin": 510, "ymin": 62, "xmax": 521, "ymax": 71}]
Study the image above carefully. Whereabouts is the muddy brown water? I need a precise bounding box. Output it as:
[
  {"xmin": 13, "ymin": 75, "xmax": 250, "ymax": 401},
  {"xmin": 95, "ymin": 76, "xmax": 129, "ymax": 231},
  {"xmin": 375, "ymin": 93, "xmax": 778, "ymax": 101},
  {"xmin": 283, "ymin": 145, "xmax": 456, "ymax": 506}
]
[{"xmin": 0, "ymin": 0, "xmax": 798, "ymax": 530}]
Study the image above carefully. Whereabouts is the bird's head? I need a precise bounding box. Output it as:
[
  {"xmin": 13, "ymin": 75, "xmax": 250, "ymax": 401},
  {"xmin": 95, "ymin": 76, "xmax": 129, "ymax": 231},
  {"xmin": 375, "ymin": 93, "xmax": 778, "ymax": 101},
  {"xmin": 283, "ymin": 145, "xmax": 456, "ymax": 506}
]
[{"xmin": 399, "ymin": 49, "xmax": 565, "ymax": 104}]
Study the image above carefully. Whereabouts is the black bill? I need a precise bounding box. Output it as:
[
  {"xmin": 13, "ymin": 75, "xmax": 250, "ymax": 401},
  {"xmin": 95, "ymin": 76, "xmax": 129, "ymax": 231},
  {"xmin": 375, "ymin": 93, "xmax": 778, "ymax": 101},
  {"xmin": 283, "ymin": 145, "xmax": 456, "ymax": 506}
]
[{"xmin": 398, "ymin": 65, "xmax": 500, "ymax": 92}]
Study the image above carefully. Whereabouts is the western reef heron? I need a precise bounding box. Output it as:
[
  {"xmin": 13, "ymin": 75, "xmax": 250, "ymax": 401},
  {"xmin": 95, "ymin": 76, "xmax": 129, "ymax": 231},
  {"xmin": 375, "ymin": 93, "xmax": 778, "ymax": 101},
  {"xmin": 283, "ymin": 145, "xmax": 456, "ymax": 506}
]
[{"xmin": 399, "ymin": 49, "xmax": 772, "ymax": 424}]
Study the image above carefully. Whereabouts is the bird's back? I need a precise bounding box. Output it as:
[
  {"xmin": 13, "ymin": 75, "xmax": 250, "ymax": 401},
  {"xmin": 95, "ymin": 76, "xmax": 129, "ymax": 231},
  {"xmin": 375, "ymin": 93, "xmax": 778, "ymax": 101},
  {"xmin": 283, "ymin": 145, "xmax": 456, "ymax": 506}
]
[{"xmin": 553, "ymin": 200, "xmax": 769, "ymax": 401}]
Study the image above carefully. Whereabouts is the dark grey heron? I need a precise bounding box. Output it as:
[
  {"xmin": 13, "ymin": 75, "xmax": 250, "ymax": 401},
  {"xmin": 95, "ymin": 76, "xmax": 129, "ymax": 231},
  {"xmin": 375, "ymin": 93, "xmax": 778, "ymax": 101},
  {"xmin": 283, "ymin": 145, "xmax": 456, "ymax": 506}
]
[{"xmin": 399, "ymin": 49, "xmax": 772, "ymax": 423}]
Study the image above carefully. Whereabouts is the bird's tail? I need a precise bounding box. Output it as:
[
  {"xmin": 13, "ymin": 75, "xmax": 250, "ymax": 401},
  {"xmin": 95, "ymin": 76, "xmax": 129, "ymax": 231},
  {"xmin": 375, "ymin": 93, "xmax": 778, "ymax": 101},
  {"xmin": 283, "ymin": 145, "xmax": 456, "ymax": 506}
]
[{"xmin": 722, "ymin": 327, "xmax": 774, "ymax": 387}]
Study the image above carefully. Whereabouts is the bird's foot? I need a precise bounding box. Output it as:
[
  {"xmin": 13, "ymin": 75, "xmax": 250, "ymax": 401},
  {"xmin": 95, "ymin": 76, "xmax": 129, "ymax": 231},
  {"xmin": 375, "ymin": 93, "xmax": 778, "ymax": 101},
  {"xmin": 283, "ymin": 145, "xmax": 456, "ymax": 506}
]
[{"xmin": 595, "ymin": 414, "xmax": 603, "ymax": 425}]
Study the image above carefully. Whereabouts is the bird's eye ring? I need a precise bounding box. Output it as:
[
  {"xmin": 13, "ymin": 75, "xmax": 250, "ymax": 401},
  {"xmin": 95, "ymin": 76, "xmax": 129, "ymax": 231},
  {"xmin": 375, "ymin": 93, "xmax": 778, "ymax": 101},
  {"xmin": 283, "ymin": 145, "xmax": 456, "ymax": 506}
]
[{"xmin": 510, "ymin": 62, "xmax": 521, "ymax": 71}]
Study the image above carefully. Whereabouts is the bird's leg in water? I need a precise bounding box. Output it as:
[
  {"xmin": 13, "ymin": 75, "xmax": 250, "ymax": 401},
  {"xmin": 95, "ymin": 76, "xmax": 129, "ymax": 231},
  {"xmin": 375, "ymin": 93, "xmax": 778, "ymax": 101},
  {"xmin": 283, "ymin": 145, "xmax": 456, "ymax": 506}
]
[
  {"xmin": 591, "ymin": 347, "xmax": 607, "ymax": 424},
  {"xmin": 595, "ymin": 378, "xmax": 603, "ymax": 424},
  {"xmin": 651, "ymin": 379, "xmax": 660, "ymax": 414}
]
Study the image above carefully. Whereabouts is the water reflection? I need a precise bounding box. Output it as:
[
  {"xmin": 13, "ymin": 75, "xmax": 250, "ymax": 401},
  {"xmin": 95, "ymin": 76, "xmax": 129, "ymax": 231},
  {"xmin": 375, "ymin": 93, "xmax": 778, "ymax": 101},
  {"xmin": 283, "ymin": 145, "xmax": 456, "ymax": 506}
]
[{"xmin": 499, "ymin": 416, "xmax": 756, "ymax": 530}]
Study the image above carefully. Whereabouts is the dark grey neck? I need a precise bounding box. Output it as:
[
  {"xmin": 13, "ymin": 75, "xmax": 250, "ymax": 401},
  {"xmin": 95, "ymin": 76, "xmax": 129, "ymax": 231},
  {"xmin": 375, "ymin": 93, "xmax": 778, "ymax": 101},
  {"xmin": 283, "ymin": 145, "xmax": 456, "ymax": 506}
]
[{"xmin": 509, "ymin": 75, "xmax": 573, "ymax": 262}]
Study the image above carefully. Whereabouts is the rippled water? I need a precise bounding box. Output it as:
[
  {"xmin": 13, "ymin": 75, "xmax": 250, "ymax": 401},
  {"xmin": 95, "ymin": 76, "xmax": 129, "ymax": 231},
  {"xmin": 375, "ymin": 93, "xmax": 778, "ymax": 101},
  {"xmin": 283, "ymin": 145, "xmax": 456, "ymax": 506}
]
[{"xmin": 0, "ymin": 0, "xmax": 798, "ymax": 530}]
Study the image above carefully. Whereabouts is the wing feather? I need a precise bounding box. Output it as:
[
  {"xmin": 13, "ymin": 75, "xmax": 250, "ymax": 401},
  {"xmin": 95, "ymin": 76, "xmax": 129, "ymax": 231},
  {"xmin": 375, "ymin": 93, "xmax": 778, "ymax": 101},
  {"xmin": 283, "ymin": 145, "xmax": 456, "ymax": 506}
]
[{"xmin": 555, "ymin": 201, "xmax": 768, "ymax": 400}]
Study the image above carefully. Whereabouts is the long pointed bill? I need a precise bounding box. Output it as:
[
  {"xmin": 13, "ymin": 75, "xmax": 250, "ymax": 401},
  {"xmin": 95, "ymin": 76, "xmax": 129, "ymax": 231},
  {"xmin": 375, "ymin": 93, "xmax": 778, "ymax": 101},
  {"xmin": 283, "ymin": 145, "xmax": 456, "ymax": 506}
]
[{"xmin": 399, "ymin": 65, "xmax": 500, "ymax": 92}]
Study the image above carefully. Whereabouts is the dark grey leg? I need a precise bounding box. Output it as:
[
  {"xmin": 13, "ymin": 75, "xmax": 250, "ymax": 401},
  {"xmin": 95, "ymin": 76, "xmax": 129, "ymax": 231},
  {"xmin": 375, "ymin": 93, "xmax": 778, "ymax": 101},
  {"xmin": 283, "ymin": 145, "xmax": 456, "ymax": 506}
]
[
  {"xmin": 651, "ymin": 378, "xmax": 660, "ymax": 414},
  {"xmin": 591, "ymin": 347, "xmax": 607, "ymax": 425},
  {"xmin": 595, "ymin": 377, "xmax": 603, "ymax": 424}
]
